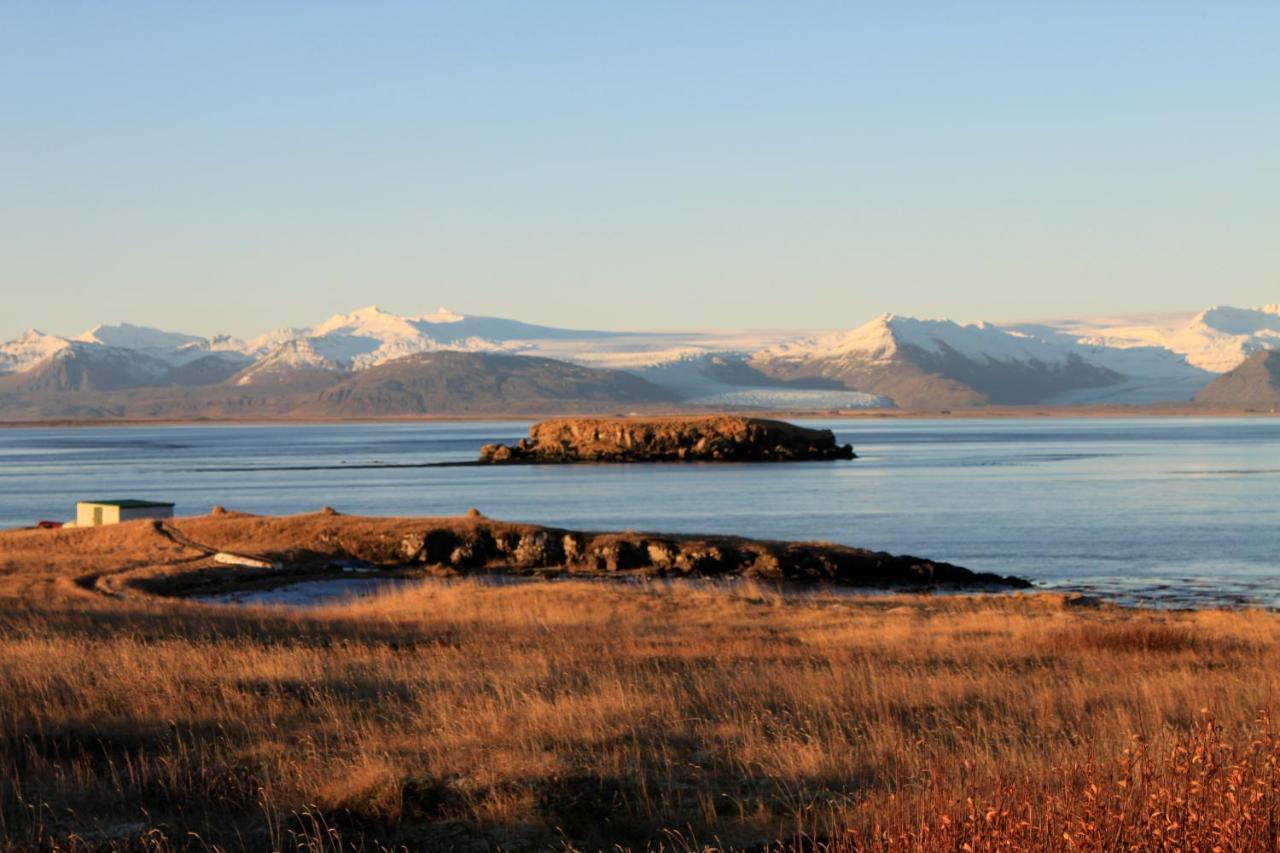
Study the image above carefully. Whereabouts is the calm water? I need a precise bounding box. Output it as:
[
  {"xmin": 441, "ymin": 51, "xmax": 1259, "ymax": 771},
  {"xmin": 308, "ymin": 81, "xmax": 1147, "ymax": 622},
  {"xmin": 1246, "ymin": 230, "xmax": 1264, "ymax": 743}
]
[{"xmin": 2, "ymin": 418, "xmax": 1277, "ymax": 607}]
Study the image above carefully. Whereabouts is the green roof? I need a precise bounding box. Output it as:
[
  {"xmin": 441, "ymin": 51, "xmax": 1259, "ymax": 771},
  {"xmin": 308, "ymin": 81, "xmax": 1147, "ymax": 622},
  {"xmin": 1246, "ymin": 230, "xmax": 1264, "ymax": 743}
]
[{"xmin": 80, "ymin": 499, "xmax": 175, "ymax": 508}]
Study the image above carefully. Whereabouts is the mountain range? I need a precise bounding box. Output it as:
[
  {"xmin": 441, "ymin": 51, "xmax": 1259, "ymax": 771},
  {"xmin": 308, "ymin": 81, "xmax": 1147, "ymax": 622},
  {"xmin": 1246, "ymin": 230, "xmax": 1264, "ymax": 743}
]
[{"xmin": 2, "ymin": 303, "xmax": 1278, "ymax": 419}]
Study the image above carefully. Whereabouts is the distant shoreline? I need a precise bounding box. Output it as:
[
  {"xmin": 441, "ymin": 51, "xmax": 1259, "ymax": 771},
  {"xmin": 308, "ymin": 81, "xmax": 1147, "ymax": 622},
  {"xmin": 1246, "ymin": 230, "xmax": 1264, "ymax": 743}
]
[{"xmin": 0, "ymin": 403, "xmax": 1276, "ymax": 428}]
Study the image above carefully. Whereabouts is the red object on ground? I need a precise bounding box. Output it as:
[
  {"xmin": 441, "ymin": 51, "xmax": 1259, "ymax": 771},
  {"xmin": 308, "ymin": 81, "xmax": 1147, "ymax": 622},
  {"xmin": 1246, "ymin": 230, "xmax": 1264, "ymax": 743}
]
[{"xmin": 36, "ymin": 520, "xmax": 63, "ymax": 529}]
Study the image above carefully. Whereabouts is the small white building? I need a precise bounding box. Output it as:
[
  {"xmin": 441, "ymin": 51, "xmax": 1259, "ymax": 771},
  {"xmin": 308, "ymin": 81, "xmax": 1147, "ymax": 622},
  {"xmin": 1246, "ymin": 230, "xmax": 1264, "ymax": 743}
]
[{"xmin": 76, "ymin": 499, "xmax": 175, "ymax": 527}]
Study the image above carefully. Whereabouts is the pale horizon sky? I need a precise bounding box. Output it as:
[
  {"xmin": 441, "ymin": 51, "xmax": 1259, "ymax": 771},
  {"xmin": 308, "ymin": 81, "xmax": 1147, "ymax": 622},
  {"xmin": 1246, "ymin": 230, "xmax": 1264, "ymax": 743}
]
[
  {"xmin": 2, "ymin": 2, "xmax": 1277, "ymax": 342},
  {"xmin": 0, "ymin": 302, "xmax": 1250, "ymax": 346}
]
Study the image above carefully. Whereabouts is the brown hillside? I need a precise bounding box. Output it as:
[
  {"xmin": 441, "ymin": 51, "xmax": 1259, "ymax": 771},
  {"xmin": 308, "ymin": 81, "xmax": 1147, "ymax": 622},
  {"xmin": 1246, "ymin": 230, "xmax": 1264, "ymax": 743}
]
[
  {"xmin": 1194, "ymin": 349, "xmax": 1280, "ymax": 407},
  {"xmin": 306, "ymin": 352, "xmax": 677, "ymax": 416}
]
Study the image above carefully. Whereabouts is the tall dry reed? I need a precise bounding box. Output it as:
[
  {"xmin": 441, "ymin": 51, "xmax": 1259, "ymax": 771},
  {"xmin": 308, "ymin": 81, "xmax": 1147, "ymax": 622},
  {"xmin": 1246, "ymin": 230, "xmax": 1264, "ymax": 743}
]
[{"xmin": 1, "ymin": 581, "xmax": 1278, "ymax": 850}]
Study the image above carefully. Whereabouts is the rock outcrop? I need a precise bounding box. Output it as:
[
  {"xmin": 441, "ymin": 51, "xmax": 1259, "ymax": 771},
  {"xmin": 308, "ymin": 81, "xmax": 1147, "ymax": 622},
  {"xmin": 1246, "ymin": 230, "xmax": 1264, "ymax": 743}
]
[
  {"xmin": 372, "ymin": 521, "xmax": 1025, "ymax": 588},
  {"xmin": 219, "ymin": 514, "xmax": 1028, "ymax": 589},
  {"xmin": 479, "ymin": 416, "xmax": 855, "ymax": 463}
]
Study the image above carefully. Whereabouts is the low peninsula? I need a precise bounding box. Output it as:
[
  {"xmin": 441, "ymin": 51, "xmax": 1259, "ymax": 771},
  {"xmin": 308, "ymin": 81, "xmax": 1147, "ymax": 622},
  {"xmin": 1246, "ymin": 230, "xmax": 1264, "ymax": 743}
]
[{"xmin": 0, "ymin": 510, "xmax": 1027, "ymax": 599}]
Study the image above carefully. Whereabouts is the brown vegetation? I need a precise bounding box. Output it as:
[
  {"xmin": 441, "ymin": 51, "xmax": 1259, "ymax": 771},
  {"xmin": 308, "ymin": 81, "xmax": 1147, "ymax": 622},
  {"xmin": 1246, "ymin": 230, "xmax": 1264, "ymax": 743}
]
[{"xmin": 1, "ymin": 561, "xmax": 1279, "ymax": 850}]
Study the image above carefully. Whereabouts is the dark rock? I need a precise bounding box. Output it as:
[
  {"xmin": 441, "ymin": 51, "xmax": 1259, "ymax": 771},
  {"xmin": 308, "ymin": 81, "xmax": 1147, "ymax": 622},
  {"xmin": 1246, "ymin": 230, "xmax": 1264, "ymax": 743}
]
[
  {"xmin": 422, "ymin": 530, "xmax": 461, "ymax": 566},
  {"xmin": 449, "ymin": 540, "xmax": 485, "ymax": 569},
  {"xmin": 645, "ymin": 540, "xmax": 679, "ymax": 568},
  {"xmin": 480, "ymin": 444, "xmax": 513, "ymax": 463},
  {"xmin": 398, "ymin": 532, "xmax": 426, "ymax": 562},
  {"xmin": 491, "ymin": 530, "xmax": 520, "ymax": 556},
  {"xmin": 745, "ymin": 550, "xmax": 784, "ymax": 579},
  {"xmin": 674, "ymin": 545, "xmax": 732, "ymax": 575},
  {"xmin": 584, "ymin": 538, "xmax": 647, "ymax": 572},
  {"xmin": 512, "ymin": 531, "xmax": 562, "ymax": 567},
  {"xmin": 562, "ymin": 533, "xmax": 585, "ymax": 563}
]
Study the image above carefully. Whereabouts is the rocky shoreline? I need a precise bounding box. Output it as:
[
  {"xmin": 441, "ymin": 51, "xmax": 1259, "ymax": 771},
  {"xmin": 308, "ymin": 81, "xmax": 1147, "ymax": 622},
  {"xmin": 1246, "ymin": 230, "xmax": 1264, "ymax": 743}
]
[
  {"xmin": 479, "ymin": 416, "xmax": 856, "ymax": 463},
  {"xmin": 344, "ymin": 519, "xmax": 1023, "ymax": 588},
  {"xmin": 0, "ymin": 511, "xmax": 1030, "ymax": 599}
]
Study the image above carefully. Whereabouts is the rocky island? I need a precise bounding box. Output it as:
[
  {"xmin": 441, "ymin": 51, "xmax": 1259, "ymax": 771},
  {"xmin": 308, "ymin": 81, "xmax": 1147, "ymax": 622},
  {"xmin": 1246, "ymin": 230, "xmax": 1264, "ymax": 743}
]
[{"xmin": 478, "ymin": 415, "xmax": 855, "ymax": 463}]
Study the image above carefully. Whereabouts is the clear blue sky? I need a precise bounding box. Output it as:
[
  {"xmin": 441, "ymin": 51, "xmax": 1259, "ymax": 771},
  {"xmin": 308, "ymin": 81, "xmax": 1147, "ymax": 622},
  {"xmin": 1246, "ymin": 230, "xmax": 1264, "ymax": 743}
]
[{"xmin": 2, "ymin": 1, "xmax": 1276, "ymax": 341}]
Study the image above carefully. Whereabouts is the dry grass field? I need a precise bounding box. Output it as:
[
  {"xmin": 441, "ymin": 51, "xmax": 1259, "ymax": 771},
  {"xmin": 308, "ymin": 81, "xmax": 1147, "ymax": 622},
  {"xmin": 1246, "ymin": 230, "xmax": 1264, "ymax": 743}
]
[{"xmin": 2, "ymin": 570, "xmax": 1280, "ymax": 851}]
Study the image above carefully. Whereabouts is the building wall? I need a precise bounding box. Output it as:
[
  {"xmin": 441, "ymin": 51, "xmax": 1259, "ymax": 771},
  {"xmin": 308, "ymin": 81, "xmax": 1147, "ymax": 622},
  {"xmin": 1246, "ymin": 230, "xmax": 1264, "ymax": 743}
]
[
  {"xmin": 118, "ymin": 506, "xmax": 174, "ymax": 523},
  {"xmin": 75, "ymin": 504, "xmax": 173, "ymax": 526},
  {"xmin": 76, "ymin": 504, "xmax": 120, "ymax": 527}
]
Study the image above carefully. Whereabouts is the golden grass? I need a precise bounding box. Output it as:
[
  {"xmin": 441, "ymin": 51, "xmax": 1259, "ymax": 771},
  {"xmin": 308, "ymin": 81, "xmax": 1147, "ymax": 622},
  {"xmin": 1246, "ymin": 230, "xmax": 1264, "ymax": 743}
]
[{"xmin": 2, "ymin": 579, "xmax": 1279, "ymax": 851}]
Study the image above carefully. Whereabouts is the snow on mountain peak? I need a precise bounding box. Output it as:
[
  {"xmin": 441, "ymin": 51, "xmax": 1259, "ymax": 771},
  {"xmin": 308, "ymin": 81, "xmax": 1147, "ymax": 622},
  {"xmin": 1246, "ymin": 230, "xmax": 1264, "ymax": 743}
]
[
  {"xmin": 76, "ymin": 322, "xmax": 204, "ymax": 351},
  {"xmin": 312, "ymin": 305, "xmax": 422, "ymax": 338},
  {"xmin": 890, "ymin": 316, "xmax": 1075, "ymax": 362},
  {"xmin": 419, "ymin": 307, "xmax": 464, "ymax": 323},
  {"xmin": 761, "ymin": 314, "xmax": 899, "ymax": 362},
  {"xmin": 1192, "ymin": 305, "xmax": 1280, "ymax": 337},
  {"xmin": 1004, "ymin": 305, "xmax": 1280, "ymax": 373},
  {"xmin": 764, "ymin": 314, "xmax": 1071, "ymax": 366},
  {"xmin": 1163, "ymin": 305, "xmax": 1280, "ymax": 372},
  {"xmin": 0, "ymin": 329, "xmax": 72, "ymax": 373},
  {"xmin": 5, "ymin": 302, "xmax": 1276, "ymax": 403},
  {"xmin": 233, "ymin": 339, "xmax": 341, "ymax": 385}
]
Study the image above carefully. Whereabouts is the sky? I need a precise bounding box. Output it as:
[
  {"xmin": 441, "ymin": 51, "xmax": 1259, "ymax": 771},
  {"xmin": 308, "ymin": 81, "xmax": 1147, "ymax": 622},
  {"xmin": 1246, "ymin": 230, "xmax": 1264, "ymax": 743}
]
[{"xmin": 1, "ymin": 2, "xmax": 1277, "ymax": 341}]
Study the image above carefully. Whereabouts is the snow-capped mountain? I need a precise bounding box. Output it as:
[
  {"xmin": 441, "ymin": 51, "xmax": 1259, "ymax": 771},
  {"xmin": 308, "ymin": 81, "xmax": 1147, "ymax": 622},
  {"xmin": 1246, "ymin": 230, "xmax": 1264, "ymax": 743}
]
[
  {"xmin": 2, "ymin": 302, "xmax": 1277, "ymax": 414},
  {"xmin": 0, "ymin": 326, "xmax": 248, "ymax": 392},
  {"xmin": 0, "ymin": 330, "xmax": 73, "ymax": 374},
  {"xmin": 226, "ymin": 306, "xmax": 835, "ymax": 406},
  {"xmin": 749, "ymin": 314, "xmax": 1125, "ymax": 408},
  {"xmin": 76, "ymin": 322, "xmax": 206, "ymax": 352},
  {"xmin": 0, "ymin": 340, "xmax": 172, "ymax": 393},
  {"xmin": 281, "ymin": 305, "xmax": 521, "ymax": 369},
  {"xmin": 230, "ymin": 339, "xmax": 344, "ymax": 386},
  {"xmin": 234, "ymin": 305, "xmax": 652, "ymax": 374},
  {"xmin": 77, "ymin": 322, "xmax": 253, "ymax": 374},
  {"xmin": 762, "ymin": 314, "xmax": 1074, "ymax": 365},
  {"xmin": 1012, "ymin": 305, "xmax": 1280, "ymax": 374}
]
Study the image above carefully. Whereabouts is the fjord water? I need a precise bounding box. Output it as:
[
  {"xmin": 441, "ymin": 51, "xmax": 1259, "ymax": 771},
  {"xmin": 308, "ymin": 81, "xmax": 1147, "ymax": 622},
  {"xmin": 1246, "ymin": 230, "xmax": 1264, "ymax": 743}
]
[{"xmin": 1, "ymin": 418, "xmax": 1277, "ymax": 607}]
